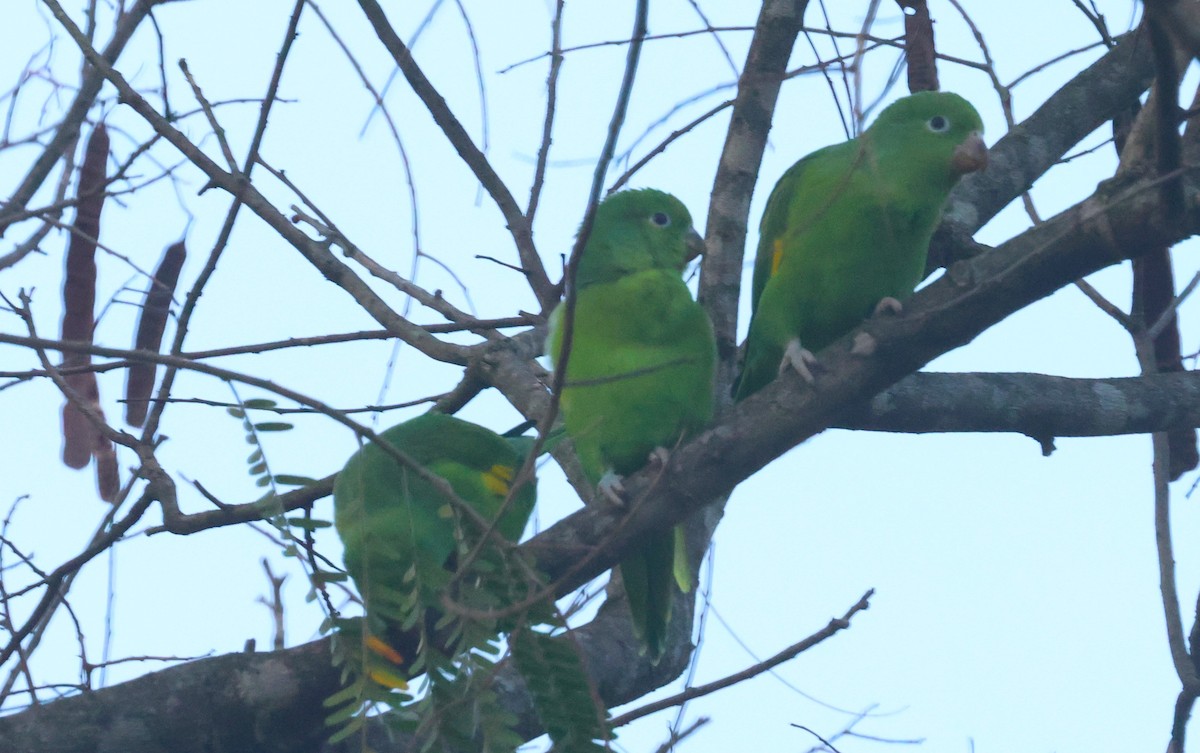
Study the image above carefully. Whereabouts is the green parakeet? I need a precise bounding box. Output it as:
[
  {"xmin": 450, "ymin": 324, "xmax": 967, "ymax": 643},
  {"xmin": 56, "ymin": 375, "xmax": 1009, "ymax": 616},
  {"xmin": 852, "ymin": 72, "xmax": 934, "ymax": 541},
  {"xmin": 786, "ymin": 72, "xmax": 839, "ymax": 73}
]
[
  {"xmin": 332, "ymin": 413, "xmax": 538, "ymax": 679},
  {"xmin": 547, "ymin": 188, "xmax": 716, "ymax": 662},
  {"xmin": 733, "ymin": 91, "xmax": 987, "ymax": 400}
]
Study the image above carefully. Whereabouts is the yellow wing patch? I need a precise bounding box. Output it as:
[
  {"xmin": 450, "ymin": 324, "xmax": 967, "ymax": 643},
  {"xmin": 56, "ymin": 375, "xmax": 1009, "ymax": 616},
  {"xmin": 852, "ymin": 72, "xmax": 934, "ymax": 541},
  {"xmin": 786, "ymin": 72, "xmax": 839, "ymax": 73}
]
[
  {"xmin": 367, "ymin": 666, "xmax": 409, "ymax": 691},
  {"xmin": 365, "ymin": 634, "xmax": 405, "ymax": 665},
  {"xmin": 483, "ymin": 464, "xmax": 514, "ymax": 496},
  {"xmin": 364, "ymin": 634, "xmax": 409, "ymax": 690},
  {"xmin": 770, "ymin": 238, "xmax": 785, "ymax": 277}
]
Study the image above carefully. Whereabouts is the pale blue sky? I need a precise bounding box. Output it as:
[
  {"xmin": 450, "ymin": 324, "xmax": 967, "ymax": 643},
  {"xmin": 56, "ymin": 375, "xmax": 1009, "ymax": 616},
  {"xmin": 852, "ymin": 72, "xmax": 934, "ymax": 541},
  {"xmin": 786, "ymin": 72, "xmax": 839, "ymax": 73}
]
[{"xmin": 0, "ymin": 2, "xmax": 1194, "ymax": 751}]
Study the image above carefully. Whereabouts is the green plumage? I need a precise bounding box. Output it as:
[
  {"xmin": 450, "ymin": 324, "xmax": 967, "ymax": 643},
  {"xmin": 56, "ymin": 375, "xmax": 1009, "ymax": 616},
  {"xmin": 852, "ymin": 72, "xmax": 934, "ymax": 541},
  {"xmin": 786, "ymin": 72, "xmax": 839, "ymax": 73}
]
[
  {"xmin": 734, "ymin": 91, "xmax": 987, "ymax": 400},
  {"xmin": 333, "ymin": 413, "xmax": 537, "ymax": 644},
  {"xmin": 548, "ymin": 189, "xmax": 716, "ymax": 661}
]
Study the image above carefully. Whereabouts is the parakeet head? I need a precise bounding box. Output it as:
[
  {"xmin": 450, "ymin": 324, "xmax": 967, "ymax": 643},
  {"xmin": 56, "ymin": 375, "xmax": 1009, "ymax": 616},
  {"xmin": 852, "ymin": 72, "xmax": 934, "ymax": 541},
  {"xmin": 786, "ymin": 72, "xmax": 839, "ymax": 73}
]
[
  {"xmin": 864, "ymin": 91, "xmax": 987, "ymax": 189},
  {"xmin": 573, "ymin": 188, "xmax": 703, "ymax": 289}
]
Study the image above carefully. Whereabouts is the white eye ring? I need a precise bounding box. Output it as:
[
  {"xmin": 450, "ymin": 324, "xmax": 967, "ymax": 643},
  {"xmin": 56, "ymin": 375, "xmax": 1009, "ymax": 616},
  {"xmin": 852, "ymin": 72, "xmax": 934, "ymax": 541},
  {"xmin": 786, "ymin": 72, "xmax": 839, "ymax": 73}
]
[
  {"xmin": 650, "ymin": 212, "xmax": 671, "ymax": 227},
  {"xmin": 927, "ymin": 115, "xmax": 950, "ymax": 133}
]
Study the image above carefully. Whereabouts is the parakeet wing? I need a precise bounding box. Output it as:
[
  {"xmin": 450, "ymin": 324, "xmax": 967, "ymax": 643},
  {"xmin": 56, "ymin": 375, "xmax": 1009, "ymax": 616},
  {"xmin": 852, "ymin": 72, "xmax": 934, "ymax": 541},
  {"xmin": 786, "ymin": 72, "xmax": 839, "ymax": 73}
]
[
  {"xmin": 333, "ymin": 413, "xmax": 536, "ymax": 633},
  {"xmin": 735, "ymin": 91, "xmax": 986, "ymax": 400}
]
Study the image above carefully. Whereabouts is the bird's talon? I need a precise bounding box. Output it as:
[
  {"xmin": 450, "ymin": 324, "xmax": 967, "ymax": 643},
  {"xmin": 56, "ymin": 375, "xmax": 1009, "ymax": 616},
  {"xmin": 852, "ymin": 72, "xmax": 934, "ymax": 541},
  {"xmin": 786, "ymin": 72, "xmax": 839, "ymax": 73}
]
[
  {"xmin": 647, "ymin": 446, "xmax": 670, "ymax": 469},
  {"xmin": 873, "ymin": 296, "xmax": 904, "ymax": 317},
  {"xmin": 598, "ymin": 471, "xmax": 627, "ymax": 507},
  {"xmin": 780, "ymin": 339, "xmax": 819, "ymax": 384}
]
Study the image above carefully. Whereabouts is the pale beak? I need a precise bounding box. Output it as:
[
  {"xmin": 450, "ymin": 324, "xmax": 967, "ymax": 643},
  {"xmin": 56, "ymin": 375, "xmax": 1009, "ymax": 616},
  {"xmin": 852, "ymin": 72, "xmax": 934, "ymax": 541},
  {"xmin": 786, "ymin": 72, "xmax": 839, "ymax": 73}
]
[
  {"xmin": 685, "ymin": 229, "xmax": 706, "ymax": 262},
  {"xmin": 952, "ymin": 131, "xmax": 988, "ymax": 174}
]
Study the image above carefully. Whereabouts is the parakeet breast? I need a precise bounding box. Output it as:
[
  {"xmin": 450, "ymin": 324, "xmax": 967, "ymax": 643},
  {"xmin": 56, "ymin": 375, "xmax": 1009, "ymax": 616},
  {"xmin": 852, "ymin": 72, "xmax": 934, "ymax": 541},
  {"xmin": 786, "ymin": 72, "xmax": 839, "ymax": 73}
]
[
  {"xmin": 781, "ymin": 198, "xmax": 933, "ymax": 351},
  {"xmin": 551, "ymin": 269, "xmax": 716, "ymax": 480}
]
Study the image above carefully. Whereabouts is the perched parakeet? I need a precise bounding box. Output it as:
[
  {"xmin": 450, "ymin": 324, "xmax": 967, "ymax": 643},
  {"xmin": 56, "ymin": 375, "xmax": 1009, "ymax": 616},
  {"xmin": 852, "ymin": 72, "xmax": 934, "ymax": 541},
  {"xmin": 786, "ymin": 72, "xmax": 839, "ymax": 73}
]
[
  {"xmin": 333, "ymin": 413, "xmax": 538, "ymax": 663},
  {"xmin": 547, "ymin": 188, "xmax": 716, "ymax": 662},
  {"xmin": 733, "ymin": 91, "xmax": 987, "ymax": 400}
]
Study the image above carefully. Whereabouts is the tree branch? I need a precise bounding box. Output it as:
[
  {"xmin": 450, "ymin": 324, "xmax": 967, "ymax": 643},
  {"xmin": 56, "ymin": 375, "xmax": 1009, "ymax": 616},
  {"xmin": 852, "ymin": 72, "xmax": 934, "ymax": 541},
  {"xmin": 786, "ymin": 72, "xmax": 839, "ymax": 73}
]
[
  {"xmin": 699, "ymin": 0, "xmax": 809, "ymax": 393},
  {"xmin": 354, "ymin": 0, "xmax": 555, "ymax": 310},
  {"xmin": 524, "ymin": 167, "xmax": 1200, "ymax": 598},
  {"xmin": 0, "ymin": 641, "xmax": 340, "ymax": 753},
  {"xmin": 837, "ymin": 370, "xmax": 1200, "ymax": 439},
  {"xmin": 0, "ymin": 0, "xmax": 172, "ymax": 238},
  {"xmin": 931, "ymin": 26, "xmax": 1156, "ymax": 267},
  {"xmin": 4, "ymin": 162, "xmax": 1199, "ymax": 753},
  {"xmin": 39, "ymin": 0, "xmax": 470, "ymax": 369}
]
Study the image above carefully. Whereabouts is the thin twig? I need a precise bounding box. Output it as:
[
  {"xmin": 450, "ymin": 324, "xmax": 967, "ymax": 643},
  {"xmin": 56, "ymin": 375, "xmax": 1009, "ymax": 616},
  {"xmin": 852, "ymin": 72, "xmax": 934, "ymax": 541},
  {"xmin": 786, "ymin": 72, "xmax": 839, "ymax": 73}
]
[
  {"xmin": 0, "ymin": 0, "xmax": 164, "ymax": 236},
  {"xmin": 356, "ymin": 0, "xmax": 554, "ymax": 308},
  {"xmin": 145, "ymin": 0, "xmax": 309, "ymax": 445},
  {"xmin": 610, "ymin": 590, "xmax": 874, "ymax": 727},
  {"xmin": 1149, "ymin": 266, "xmax": 1200, "ymax": 341},
  {"xmin": 452, "ymin": 0, "xmax": 652, "ymax": 593},
  {"xmin": 526, "ymin": 0, "xmax": 563, "ymax": 222}
]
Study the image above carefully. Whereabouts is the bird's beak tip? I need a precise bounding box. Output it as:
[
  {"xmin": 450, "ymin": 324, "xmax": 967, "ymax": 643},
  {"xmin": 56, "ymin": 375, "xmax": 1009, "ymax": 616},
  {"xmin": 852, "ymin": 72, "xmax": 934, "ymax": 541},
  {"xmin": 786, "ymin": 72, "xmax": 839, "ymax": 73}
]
[
  {"xmin": 685, "ymin": 229, "xmax": 706, "ymax": 262},
  {"xmin": 953, "ymin": 131, "xmax": 988, "ymax": 174}
]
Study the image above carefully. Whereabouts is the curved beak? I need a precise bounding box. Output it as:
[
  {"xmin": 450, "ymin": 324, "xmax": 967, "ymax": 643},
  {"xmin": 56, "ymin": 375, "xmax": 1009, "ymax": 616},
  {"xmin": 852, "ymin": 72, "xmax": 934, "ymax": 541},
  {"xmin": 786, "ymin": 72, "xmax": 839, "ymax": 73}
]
[
  {"xmin": 952, "ymin": 131, "xmax": 988, "ymax": 174},
  {"xmin": 685, "ymin": 228, "xmax": 706, "ymax": 262}
]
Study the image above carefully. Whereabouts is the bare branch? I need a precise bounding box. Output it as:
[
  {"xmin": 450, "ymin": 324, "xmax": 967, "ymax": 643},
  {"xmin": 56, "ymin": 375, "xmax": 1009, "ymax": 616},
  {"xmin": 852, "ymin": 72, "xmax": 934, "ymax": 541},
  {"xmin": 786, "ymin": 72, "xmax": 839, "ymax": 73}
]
[
  {"xmin": 838, "ymin": 370, "xmax": 1200, "ymax": 439},
  {"xmin": 699, "ymin": 0, "xmax": 809, "ymax": 395},
  {"xmin": 38, "ymin": 0, "xmax": 469, "ymax": 376},
  {"xmin": 610, "ymin": 589, "xmax": 874, "ymax": 727},
  {"xmin": 0, "ymin": 0, "xmax": 168, "ymax": 237},
  {"xmin": 354, "ymin": 0, "xmax": 555, "ymax": 309},
  {"xmin": 932, "ymin": 27, "xmax": 1156, "ymax": 267},
  {"xmin": 525, "ymin": 0, "xmax": 564, "ymax": 223}
]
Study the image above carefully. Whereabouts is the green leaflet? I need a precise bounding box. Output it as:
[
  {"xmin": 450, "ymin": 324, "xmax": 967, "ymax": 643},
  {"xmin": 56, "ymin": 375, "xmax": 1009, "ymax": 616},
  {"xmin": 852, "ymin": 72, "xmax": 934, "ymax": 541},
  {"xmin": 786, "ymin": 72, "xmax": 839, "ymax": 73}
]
[{"xmin": 511, "ymin": 627, "xmax": 612, "ymax": 753}]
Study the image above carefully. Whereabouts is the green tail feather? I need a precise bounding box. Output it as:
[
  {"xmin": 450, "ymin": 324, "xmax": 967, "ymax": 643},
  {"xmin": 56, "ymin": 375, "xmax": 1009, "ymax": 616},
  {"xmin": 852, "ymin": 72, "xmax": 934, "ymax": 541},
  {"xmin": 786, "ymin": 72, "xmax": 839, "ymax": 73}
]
[
  {"xmin": 672, "ymin": 525, "xmax": 692, "ymax": 593},
  {"xmin": 621, "ymin": 527, "xmax": 679, "ymax": 663}
]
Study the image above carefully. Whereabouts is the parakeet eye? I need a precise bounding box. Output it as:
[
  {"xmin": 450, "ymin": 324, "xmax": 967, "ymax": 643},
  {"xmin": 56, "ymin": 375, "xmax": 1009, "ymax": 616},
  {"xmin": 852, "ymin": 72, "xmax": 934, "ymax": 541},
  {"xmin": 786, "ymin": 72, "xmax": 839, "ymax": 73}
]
[
  {"xmin": 927, "ymin": 115, "xmax": 950, "ymax": 132},
  {"xmin": 650, "ymin": 212, "xmax": 671, "ymax": 227}
]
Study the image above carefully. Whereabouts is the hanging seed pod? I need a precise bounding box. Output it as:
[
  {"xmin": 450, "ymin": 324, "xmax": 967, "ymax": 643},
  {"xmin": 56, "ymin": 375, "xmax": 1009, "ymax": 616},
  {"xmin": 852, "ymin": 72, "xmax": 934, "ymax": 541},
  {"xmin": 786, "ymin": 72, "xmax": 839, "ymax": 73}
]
[
  {"xmin": 899, "ymin": 0, "xmax": 939, "ymax": 93},
  {"xmin": 94, "ymin": 434, "xmax": 121, "ymax": 503},
  {"xmin": 60, "ymin": 122, "xmax": 109, "ymax": 469},
  {"xmin": 125, "ymin": 240, "xmax": 187, "ymax": 427}
]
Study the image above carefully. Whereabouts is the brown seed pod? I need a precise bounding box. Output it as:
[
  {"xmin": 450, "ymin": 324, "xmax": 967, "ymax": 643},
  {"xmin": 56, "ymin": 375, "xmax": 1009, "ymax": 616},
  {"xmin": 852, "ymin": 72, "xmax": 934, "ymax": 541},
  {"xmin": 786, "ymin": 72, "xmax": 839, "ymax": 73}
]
[{"xmin": 125, "ymin": 240, "xmax": 187, "ymax": 427}]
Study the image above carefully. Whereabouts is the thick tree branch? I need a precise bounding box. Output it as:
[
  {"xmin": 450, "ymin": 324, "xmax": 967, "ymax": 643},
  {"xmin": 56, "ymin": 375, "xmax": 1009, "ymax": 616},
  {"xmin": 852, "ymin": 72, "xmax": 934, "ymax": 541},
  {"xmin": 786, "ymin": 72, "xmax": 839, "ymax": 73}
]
[
  {"xmin": 838, "ymin": 370, "xmax": 1200, "ymax": 439},
  {"xmin": 5, "ymin": 166, "xmax": 1199, "ymax": 753},
  {"xmin": 0, "ymin": 597, "xmax": 733, "ymax": 753},
  {"xmin": 699, "ymin": 0, "xmax": 808, "ymax": 393},
  {"xmin": 523, "ymin": 168, "xmax": 1200, "ymax": 596},
  {"xmin": 1146, "ymin": 0, "xmax": 1200, "ymax": 60},
  {"xmin": 40, "ymin": 365, "xmax": 1200, "ymax": 539},
  {"xmin": 0, "ymin": 641, "xmax": 340, "ymax": 753},
  {"xmin": 931, "ymin": 27, "xmax": 1156, "ymax": 267}
]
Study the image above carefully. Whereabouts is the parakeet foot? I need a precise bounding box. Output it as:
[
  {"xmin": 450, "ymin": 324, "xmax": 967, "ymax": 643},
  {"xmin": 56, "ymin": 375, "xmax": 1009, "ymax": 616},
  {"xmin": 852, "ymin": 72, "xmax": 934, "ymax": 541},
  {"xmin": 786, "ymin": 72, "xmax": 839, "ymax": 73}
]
[
  {"xmin": 873, "ymin": 296, "xmax": 904, "ymax": 317},
  {"xmin": 598, "ymin": 471, "xmax": 628, "ymax": 507},
  {"xmin": 780, "ymin": 338, "xmax": 819, "ymax": 384},
  {"xmin": 647, "ymin": 446, "xmax": 670, "ymax": 470},
  {"xmin": 851, "ymin": 331, "xmax": 878, "ymax": 356}
]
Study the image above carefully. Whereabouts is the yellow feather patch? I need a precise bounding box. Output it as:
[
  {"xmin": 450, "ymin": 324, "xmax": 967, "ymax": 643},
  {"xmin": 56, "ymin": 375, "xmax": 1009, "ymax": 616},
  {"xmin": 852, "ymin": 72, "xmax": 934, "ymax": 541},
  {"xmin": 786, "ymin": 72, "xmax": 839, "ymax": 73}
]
[
  {"xmin": 483, "ymin": 464, "xmax": 514, "ymax": 496},
  {"xmin": 367, "ymin": 667, "xmax": 409, "ymax": 691},
  {"xmin": 770, "ymin": 238, "xmax": 785, "ymax": 277},
  {"xmin": 365, "ymin": 634, "xmax": 405, "ymax": 665}
]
